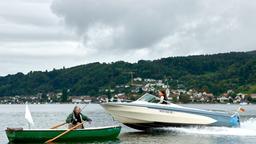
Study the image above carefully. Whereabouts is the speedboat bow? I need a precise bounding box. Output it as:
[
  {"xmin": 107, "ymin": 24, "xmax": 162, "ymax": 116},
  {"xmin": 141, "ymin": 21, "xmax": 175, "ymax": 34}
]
[{"xmin": 101, "ymin": 93, "xmax": 240, "ymax": 130}]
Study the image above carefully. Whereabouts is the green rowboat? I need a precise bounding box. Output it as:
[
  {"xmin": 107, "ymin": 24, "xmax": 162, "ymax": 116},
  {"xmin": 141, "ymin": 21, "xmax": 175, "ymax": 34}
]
[{"xmin": 6, "ymin": 125, "xmax": 121, "ymax": 143}]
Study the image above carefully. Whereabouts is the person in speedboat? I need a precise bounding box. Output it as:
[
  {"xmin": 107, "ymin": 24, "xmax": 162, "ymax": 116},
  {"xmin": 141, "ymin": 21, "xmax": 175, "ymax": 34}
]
[
  {"xmin": 158, "ymin": 89, "xmax": 168, "ymax": 104},
  {"xmin": 66, "ymin": 106, "xmax": 92, "ymax": 129}
]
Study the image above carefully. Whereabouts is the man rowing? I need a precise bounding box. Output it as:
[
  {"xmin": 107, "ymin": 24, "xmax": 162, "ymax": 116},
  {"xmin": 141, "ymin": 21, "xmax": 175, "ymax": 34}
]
[{"xmin": 66, "ymin": 106, "xmax": 92, "ymax": 129}]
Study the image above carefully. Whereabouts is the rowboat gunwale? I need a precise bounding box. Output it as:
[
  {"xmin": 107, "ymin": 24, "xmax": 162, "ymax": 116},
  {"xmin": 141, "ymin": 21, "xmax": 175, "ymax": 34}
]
[{"xmin": 13, "ymin": 125, "xmax": 121, "ymax": 131}]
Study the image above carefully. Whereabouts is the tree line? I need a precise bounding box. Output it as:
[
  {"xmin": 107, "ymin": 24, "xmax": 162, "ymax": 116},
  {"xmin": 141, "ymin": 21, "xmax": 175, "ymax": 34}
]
[{"xmin": 0, "ymin": 51, "xmax": 255, "ymax": 97}]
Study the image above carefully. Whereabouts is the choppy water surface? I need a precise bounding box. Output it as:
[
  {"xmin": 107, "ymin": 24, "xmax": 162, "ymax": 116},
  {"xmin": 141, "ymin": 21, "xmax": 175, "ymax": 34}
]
[{"xmin": 0, "ymin": 104, "xmax": 256, "ymax": 144}]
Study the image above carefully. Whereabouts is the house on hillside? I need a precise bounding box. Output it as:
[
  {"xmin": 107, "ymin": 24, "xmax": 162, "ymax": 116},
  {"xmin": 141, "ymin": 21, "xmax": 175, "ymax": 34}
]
[
  {"xmin": 70, "ymin": 96, "xmax": 92, "ymax": 103},
  {"xmin": 237, "ymin": 93, "xmax": 245, "ymax": 99},
  {"xmin": 250, "ymin": 94, "xmax": 256, "ymax": 100},
  {"xmin": 217, "ymin": 96, "xmax": 229, "ymax": 103},
  {"xmin": 144, "ymin": 78, "xmax": 156, "ymax": 82},
  {"xmin": 202, "ymin": 92, "xmax": 214, "ymax": 102},
  {"xmin": 134, "ymin": 77, "xmax": 142, "ymax": 81},
  {"xmin": 97, "ymin": 95, "xmax": 108, "ymax": 103}
]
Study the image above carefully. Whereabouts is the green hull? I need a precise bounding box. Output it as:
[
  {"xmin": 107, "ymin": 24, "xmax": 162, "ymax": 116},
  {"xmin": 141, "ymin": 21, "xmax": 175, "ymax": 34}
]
[{"xmin": 6, "ymin": 125, "xmax": 121, "ymax": 143}]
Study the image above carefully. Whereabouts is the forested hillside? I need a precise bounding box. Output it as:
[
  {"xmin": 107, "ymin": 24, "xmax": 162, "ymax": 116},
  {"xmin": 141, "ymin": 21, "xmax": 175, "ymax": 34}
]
[{"xmin": 0, "ymin": 51, "xmax": 255, "ymax": 96}]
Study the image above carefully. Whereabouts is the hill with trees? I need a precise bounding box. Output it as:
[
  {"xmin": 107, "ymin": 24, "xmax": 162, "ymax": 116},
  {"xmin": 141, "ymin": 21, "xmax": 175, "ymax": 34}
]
[{"xmin": 0, "ymin": 51, "xmax": 255, "ymax": 97}]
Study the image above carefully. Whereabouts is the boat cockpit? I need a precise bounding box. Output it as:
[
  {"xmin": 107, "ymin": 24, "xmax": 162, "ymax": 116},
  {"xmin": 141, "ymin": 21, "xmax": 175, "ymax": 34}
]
[{"xmin": 135, "ymin": 93, "xmax": 170, "ymax": 104}]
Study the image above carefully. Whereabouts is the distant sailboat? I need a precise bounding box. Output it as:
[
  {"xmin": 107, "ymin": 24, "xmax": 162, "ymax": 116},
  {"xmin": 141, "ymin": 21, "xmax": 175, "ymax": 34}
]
[{"xmin": 25, "ymin": 104, "xmax": 34, "ymax": 128}]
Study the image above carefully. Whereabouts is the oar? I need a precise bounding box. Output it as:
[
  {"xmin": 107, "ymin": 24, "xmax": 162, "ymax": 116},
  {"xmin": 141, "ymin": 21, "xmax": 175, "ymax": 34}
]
[
  {"xmin": 50, "ymin": 122, "xmax": 66, "ymax": 129},
  {"xmin": 45, "ymin": 122, "xmax": 85, "ymax": 143}
]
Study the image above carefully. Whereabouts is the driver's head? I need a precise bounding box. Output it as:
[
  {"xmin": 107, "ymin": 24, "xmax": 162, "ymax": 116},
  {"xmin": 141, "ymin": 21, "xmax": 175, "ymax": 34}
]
[
  {"xmin": 158, "ymin": 89, "xmax": 166, "ymax": 97},
  {"xmin": 73, "ymin": 106, "xmax": 81, "ymax": 114}
]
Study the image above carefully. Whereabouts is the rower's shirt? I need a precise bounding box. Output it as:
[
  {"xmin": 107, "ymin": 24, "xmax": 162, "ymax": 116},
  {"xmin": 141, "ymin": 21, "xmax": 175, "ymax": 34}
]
[
  {"xmin": 74, "ymin": 113, "xmax": 82, "ymax": 123},
  {"xmin": 66, "ymin": 112, "xmax": 92, "ymax": 124}
]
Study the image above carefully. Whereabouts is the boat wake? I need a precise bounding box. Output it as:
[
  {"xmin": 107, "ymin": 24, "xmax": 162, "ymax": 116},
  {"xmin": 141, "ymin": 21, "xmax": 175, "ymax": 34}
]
[{"xmin": 161, "ymin": 118, "xmax": 256, "ymax": 136}]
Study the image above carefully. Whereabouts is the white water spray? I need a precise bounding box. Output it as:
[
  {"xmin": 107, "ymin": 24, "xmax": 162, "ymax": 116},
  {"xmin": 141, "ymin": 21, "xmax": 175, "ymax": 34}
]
[{"xmin": 162, "ymin": 118, "xmax": 256, "ymax": 136}]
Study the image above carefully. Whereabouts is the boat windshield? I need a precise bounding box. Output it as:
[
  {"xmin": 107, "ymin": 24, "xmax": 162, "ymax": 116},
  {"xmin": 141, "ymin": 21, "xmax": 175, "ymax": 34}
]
[{"xmin": 136, "ymin": 93, "xmax": 160, "ymax": 103}]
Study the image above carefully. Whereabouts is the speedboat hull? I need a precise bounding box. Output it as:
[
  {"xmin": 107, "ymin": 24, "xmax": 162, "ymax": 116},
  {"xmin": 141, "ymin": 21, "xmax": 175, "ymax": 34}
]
[{"xmin": 101, "ymin": 103, "xmax": 240, "ymax": 130}]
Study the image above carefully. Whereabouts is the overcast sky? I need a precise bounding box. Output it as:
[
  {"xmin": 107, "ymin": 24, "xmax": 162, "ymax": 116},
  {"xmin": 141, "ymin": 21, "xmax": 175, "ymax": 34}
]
[{"xmin": 0, "ymin": 0, "xmax": 255, "ymax": 76}]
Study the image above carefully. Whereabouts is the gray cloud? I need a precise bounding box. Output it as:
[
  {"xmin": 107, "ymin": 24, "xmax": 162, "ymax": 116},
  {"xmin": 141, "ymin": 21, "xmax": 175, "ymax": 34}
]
[
  {"xmin": 51, "ymin": 0, "xmax": 256, "ymax": 56},
  {"xmin": 51, "ymin": 0, "xmax": 199, "ymax": 51},
  {"xmin": 0, "ymin": 0, "xmax": 82, "ymax": 76}
]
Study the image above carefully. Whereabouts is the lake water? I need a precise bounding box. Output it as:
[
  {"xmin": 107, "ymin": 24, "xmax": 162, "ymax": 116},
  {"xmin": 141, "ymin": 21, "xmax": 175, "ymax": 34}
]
[{"xmin": 1, "ymin": 104, "xmax": 256, "ymax": 144}]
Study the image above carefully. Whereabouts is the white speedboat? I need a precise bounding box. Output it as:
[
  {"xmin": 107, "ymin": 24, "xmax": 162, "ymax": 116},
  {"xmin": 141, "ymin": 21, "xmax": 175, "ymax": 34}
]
[{"xmin": 101, "ymin": 93, "xmax": 240, "ymax": 130}]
